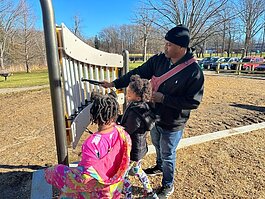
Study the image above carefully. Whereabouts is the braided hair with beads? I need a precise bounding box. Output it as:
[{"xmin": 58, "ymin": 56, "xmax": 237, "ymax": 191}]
[{"xmin": 90, "ymin": 92, "xmax": 119, "ymax": 126}]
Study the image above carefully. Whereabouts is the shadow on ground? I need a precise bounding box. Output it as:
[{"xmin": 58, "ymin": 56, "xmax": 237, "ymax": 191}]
[
  {"xmin": 0, "ymin": 164, "xmax": 47, "ymax": 199},
  {"xmin": 230, "ymin": 103, "xmax": 265, "ymax": 112}
]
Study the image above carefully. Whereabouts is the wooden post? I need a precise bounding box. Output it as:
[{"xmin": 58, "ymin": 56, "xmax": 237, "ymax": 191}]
[
  {"xmin": 237, "ymin": 63, "xmax": 241, "ymax": 75},
  {"xmin": 216, "ymin": 62, "xmax": 220, "ymax": 74}
]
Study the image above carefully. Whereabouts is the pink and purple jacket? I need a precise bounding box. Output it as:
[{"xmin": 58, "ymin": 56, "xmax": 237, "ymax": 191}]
[{"xmin": 45, "ymin": 125, "xmax": 131, "ymax": 199}]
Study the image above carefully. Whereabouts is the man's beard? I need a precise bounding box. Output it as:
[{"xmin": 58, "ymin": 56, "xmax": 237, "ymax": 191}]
[{"xmin": 164, "ymin": 50, "xmax": 170, "ymax": 58}]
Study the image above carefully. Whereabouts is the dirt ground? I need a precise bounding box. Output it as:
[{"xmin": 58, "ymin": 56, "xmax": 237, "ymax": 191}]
[{"xmin": 0, "ymin": 74, "xmax": 265, "ymax": 199}]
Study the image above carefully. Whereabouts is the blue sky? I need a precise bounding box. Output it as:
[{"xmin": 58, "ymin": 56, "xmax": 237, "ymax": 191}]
[{"xmin": 31, "ymin": 0, "xmax": 139, "ymax": 38}]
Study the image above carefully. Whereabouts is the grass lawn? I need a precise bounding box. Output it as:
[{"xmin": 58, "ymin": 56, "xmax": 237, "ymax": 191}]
[
  {"xmin": 0, "ymin": 70, "xmax": 49, "ymax": 89},
  {"xmin": 0, "ymin": 63, "xmax": 142, "ymax": 89},
  {"xmin": 129, "ymin": 61, "xmax": 144, "ymax": 70}
]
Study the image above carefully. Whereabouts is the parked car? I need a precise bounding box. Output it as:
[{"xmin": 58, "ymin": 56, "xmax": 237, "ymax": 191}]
[
  {"xmin": 198, "ymin": 57, "xmax": 212, "ymax": 70},
  {"xmin": 241, "ymin": 57, "xmax": 264, "ymax": 70},
  {"xmin": 255, "ymin": 64, "xmax": 265, "ymax": 71},
  {"xmin": 223, "ymin": 57, "xmax": 240, "ymax": 70},
  {"xmin": 211, "ymin": 57, "xmax": 230, "ymax": 70},
  {"xmin": 201, "ymin": 57, "xmax": 219, "ymax": 69}
]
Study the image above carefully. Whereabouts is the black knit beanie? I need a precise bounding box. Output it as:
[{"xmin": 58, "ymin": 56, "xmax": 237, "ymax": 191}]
[{"xmin": 165, "ymin": 24, "xmax": 190, "ymax": 48}]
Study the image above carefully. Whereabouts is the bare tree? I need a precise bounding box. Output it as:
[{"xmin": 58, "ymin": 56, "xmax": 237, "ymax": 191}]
[
  {"xmin": 221, "ymin": 4, "xmax": 242, "ymax": 57},
  {"xmin": 215, "ymin": 5, "xmax": 239, "ymax": 57},
  {"xmin": 97, "ymin": 24, "xmax": 148, "ymax": 55},
  {"xmin": 71, "ymin": 14, "xmax": 85, "ymax": 40},
  {"xmin": 0, "ymin": 0, "xmax": 23, "ymax": 70},
  {"xmin": 236, "ymin": 0, "xmax": 265, "ymax": 57},
  {"xmin": 132, "ymin": 5, "xmax": 156, "ymax": 61},
  {"xmin": 119, "ymin": 24, "xmax": 142, "ymax": 53},
  {"xmin": 14, "ymin": 0, "xmax": 36, "ymax": 73},
  {"xmin": 98, "ymin": 26, "xmax": 125, "ymax": 53},
  {"xmin": 96, "ymin": 23, "xmax": 164, "ymax": 57},
  {"xmin": 144, "ymin": 0, "xmax": 229, "ymax": 48},
  {"xmin": 260, "ymin": 18, "xmax": 265, "ymax": 56}
]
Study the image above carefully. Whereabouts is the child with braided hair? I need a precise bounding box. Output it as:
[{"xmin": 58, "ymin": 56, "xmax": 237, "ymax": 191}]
[
  {"xmin": 120, "ymin": 75, "xmax": 158, "ymax": 199},
  {"xmin": 45, "ymin": 92, "xmax": 132, "ymax": 198}
]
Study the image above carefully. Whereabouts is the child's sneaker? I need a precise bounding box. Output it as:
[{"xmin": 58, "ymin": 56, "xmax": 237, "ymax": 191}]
[
  {"xmin": 143, "ymin": 165, "xmax": 162, "ymax": 176},
  {"xmin": 146, "ymin": 192, "xmax": 159, "ymax": 199},
  {"xmin": 157, "ymin": 185, "xmax": 174, "ymax": 198}
]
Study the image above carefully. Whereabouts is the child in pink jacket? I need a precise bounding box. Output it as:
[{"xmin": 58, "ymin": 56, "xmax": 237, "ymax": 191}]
[{"xmin": 45, "ymin": 92, "xmax": 131, "ymax": 198}]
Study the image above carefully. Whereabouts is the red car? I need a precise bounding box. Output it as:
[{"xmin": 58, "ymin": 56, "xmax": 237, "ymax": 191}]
[{"xmin": 241, "ymin": 57, "xmax": 264, "ymax": 70}]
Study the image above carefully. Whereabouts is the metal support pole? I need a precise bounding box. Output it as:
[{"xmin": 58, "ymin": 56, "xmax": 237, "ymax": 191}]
[
  {"xmin": 39, "ymin": 0, "xmax": 68, "ymax": 165},
  {"xmin": 122, "ymin": 50, "xmax": 129, "ymax": 76},
  {"xmin": 122, "ymin": 50, "xmax": 129, "ymax": 111}
]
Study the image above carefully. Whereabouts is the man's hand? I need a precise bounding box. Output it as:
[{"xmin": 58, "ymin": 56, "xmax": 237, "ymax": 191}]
[
  {"xmin": 152, "ymin": 92, "xmax": 165, "ymax": 103},
  {"xmin": 101, "ymin": 81, "xmax": 115, "ymax": 88}
]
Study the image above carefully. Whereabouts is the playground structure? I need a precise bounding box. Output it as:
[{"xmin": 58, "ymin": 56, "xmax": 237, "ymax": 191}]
[
  {"xmin": 56, "ymin": 24, "xmax": 128, "ymax": 149},
  {"xmin": 40, "ymin": 0, "xmax": 128, "ymax": 165}
]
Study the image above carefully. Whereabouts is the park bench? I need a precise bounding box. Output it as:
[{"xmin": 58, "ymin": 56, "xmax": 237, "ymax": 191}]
[{"xmin": 0, "ymin": 71, "xmax": 11, "ymax": 81}]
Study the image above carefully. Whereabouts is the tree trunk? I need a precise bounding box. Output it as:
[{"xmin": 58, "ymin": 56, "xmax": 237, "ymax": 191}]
[
  {"xmin": 227, "ymin": 33, "xmax": 232, "ymax": 57},
  {"xmin": 26, "ymin": 63, "xmax": 30, "ymax": 73},
  {"xmin": 0, "ymin": 44, "xmax": 4, "ymax": 70},
  {"xmin": 142, "ymin": 34, "xmax": 147, "ymax": 62},
  {"xmin": 221, "ymin": 23, "xmax": 226, "ymax": 57},
  {"xmin": 0, "ymin": 57, "xmax": 4, "ymax": 70}
]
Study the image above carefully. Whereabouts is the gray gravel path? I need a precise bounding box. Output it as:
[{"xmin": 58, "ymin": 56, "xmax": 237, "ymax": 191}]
[{"xmin": 0, "ymin": 85, "xmax": 49, "ymax": 94}]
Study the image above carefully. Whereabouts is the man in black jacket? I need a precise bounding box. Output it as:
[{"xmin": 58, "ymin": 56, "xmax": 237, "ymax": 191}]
[{"xmin": 102, "ymin": 24, "xmax": 204, "ymax": 198}]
